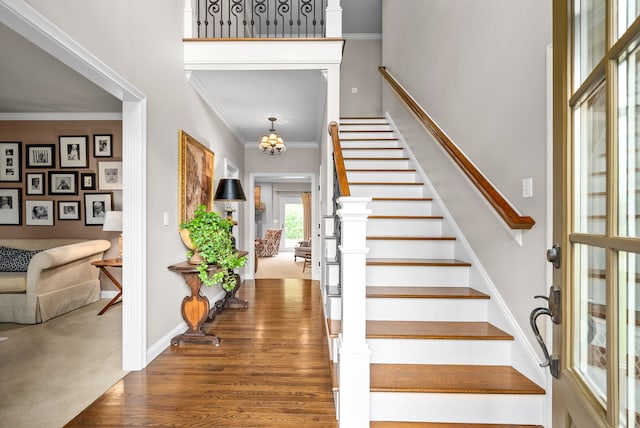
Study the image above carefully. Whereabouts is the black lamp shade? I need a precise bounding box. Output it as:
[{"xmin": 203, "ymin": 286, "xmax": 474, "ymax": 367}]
[{"xmin": 214, "ymin": 178, "xmax": 247, "ymax": 202}]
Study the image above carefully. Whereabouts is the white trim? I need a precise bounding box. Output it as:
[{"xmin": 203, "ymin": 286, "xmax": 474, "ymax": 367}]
[
  {"xmin": 0, "ymin": 112, "xmax": 122, "ymax": 121},
  {"xmin": 100, "ymin": 290, "xmax": 120, "ymax": 299},
  {"xmin": 243, "ymin": 141, "xmax": 320, "ymax": 149},
  {"xmin": 0, "ymin": 0, "xmax": 148, "ymax": 371},
  {"xmin": 147, "ymin": 321, "xmax": 187, "ymax": 363}
]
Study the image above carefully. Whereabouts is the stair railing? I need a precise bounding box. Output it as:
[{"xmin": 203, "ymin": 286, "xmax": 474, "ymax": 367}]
[
  {"xmin": 379, "ymin": 66, "xmax": 535, "ymax": 231},
  {"xmin": 328, "ymin": 121, "xmax": 372, "ymax": 426},
  {"xmin": 185, "ymin": 0, "xmax": 329, "ymax": 38}
]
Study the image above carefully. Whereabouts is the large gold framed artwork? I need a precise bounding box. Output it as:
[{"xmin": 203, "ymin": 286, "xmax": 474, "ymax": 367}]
[{"xmin": 178, "ymin": 130, "xmax": 214, "ymax": 224}]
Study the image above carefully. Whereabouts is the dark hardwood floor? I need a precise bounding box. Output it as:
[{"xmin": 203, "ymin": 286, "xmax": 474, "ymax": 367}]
[{"xmin": 66, "ymin": 279, "xmax": 338, "ymax": 427}]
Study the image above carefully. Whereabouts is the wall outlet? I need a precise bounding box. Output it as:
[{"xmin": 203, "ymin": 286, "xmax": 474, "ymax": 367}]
[
  {"xmin": 522, "ymin": 178, "xmax": 533, "ymax": 198},
  {"xmin": 351, "ymin": 87, "xmax": 358, "ymax": 93}
]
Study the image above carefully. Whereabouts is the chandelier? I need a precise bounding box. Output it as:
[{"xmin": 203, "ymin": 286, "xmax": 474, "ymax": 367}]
[{"xmin": 258, "ymin": 117, "xmax": 286, "ymax": 155}]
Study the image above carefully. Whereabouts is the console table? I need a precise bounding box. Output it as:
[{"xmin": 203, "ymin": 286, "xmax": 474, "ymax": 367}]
[
  {"xmin": 168, "ymin": 250, "xmax": 248, "ymax": 347},
  {"xmin": 168, "ymin": 261, "xmax": 221, "ymax": 346}
]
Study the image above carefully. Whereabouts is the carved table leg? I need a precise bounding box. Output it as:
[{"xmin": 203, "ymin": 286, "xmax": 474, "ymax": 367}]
[{"xmin": 170, "ymin": 271, "xmax": 219, "ymax": 346}]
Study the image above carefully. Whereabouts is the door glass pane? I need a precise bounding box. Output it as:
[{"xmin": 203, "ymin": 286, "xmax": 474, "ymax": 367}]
[
  {"xmin": 618, "ymin": 0, "xmax": 640, "ymax": 38},
  {"xmin": 283, "ymin": 202, "xmax": 303, "ymax": 248},
  {"xmin": 618, "ymin": 45, "xmax": 640, "ymax": 237},
  {"xmin": 574, "ymin": 244, "xmax": 608, "ymax": 404},
  {"xmin": 575, "ymin": 84, "xmax": 607, "ymax": 234},
  {"xmin": 619, "ymin": 251, "xmax": 640, "ymax": 427},
  {"xmin": 574, "ymin": 0, "xmax": 606, "ymax": 87}
]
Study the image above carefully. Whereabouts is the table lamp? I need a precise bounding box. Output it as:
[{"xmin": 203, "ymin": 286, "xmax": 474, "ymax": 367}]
[
  {"xmin": 214, "ymin": 179, "xmax": 246, "ymax": 248},
  {"xmin": 102, "ymin": 210, "xmax": 123, "ymax": 261}
]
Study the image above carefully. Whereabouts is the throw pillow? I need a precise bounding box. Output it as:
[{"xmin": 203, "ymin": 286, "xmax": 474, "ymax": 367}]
[{"xmin": 0, "ymin": 246, "xmax": 43, "ymax": 272}]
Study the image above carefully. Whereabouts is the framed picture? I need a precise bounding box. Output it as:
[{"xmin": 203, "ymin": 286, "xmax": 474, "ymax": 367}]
[
  {"xmin": 80, "ymin": 172, "xmax": 96, "ymax": 190},
  {"xmin": 25, "ymin": 200, "xmax": 54, "ymax": 226},
  {"xmin": 0, "ymin": 188, "xmax": 21, "ymax": 225},
  {"xmin": 93, "ymin": 134, "xmax": 113, "ymax": 157},
  {"xmin": 26, "ymin": 173, "xmax": 45, "ymax": 195},
  {"xmin": 26, "ymin": 144, "xmax": 55, "ymax": 168},
  {"xmin": 98, "ymin": 161, "xmax": 122, "ymax": 190},
  {"xmin": 48, "ymin": 171, "xmax": 78, "ymax": 195},
  {"xmin": 0, "ymin": 142, "xmax": 21, "ymax": 182},
  {"xmin": 59, "ymin": 135, "xmax": 88, "ymax": 168},
  {"xmin": 58, "ymin": 201, "xmax": 80, "ymax": 221},
  {"xmin": 178, "ymin": 130, "xmax": 214, "ymax": 224},
  {"xmin": 84, "ymin": 192, "xmax": 112, "ymax": 225}
]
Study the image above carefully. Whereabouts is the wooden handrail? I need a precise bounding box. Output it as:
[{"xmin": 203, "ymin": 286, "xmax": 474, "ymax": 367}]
[
  {"xmin": 329, "ymin": 121, "xmax": 351, "ymax": 197},
  {"xmin": 378, "ymin": 66, "xmax": 535, "ymax": 230}
]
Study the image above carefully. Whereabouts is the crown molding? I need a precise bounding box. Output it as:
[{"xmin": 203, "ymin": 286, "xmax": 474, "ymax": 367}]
[
  {"xmin": 244, "ymin": 141, "xmax": 319, "ymax": 149},
  {"xmin": 0, "ymin": 112, "xmax": 122, "ymax": 121}
]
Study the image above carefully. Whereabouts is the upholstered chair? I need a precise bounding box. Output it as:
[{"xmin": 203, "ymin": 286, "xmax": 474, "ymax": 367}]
[
  {"xmin": 255, "ymin": 229, "xmax": 283, "ymax": 257},
  {"xmin": 294, "ymin": 239, "xmax": 311, "ymax": 261}
]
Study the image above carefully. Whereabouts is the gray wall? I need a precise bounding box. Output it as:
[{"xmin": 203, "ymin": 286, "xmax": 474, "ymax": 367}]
[
  {"xmin": 24, "ymin": 0, "xmax": 246, "ymax": 346},
  {"xmin": 382, "ymin": 0, "xmax": 551, "ymax": 350},
  {"xmin": 340, "ymin": 39, "xmax": 383, "ymax": 117}
]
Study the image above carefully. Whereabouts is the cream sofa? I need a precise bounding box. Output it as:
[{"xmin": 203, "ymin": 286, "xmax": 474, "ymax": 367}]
[{"xmin": 0, "ymin": 239, "xmax": 111, "ymax": 324}]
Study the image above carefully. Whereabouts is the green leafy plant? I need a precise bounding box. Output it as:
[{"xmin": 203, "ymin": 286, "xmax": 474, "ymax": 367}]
[{"xmin": 180, "ymin": 205, "xmax": 247, "ymax": 291}]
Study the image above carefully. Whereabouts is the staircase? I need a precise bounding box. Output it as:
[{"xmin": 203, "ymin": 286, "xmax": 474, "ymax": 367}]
[{"xmin": 326, "ymin": 117, "xmax": 545, "ymax": 426}]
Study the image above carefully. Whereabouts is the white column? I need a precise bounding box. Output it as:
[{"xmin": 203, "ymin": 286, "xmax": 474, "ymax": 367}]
[
  {"xmin": 324, "ymin": 65, "xmax": 340, "ymax": 215},
  {"xmin": 337, "ymin": 196, "xmax": 371, "ymax": 427},
  {"xmin": 184, "ymin": 0, "xmax": 193, "ymax": 38},
  {"xmin": 325, "ymin": 0, "xmax": 342, "ymax": 37}
]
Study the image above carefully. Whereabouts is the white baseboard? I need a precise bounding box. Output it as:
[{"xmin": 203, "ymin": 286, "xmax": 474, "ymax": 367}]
[
  {"xmin": 100, "ymin": 290, "xmax": 119, "ymax": 299},
  {"xmin": 146, "ymin": 321, "xmax": 187, "ymax": 364}
]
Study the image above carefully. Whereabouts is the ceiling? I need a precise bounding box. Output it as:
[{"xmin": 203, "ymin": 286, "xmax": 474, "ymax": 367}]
[{"xmin": 0, "ymin": 0, "xmax": 381, "ymax": 148}]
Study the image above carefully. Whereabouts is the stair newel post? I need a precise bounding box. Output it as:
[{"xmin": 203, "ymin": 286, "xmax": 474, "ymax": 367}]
[{"xmin": 336, "ymin": 196, "xmax": 371, "ymax": 427}]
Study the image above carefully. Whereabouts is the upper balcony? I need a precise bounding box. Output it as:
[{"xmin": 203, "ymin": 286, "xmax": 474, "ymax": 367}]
[{"xmin": 183, "ymin": 0, "xmax": 344, "ymax": 70}]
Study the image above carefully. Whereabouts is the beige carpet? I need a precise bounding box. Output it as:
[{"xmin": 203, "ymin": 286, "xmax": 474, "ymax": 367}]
[
  {"xmin": 0, "ymin": 299, "xmax": 126, "ymax": 428},
  {"xmin": 255, "ymin": 251, "xmax": 311, "ymax": 279}
]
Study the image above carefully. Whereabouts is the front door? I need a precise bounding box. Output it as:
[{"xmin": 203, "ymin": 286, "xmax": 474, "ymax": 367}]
[{"xmin": 553, "ymin": 0, "xmax": 640, "ymax": 426}]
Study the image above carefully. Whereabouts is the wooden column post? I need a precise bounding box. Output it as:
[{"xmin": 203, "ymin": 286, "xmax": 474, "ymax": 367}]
[{"xmin": 337, "ymin": 196, "xmax": 371, "ymax": 427}]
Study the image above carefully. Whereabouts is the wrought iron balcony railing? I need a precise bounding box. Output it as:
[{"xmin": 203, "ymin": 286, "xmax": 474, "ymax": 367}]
[{"xmin": 192, "ymin": 0, "xmax": 326, "ymax": 38}]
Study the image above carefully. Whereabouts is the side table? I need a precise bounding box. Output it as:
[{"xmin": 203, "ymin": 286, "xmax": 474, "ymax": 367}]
[
  {"xmin": 91, "ymin": 258, "xmax": 122, "ymax": 315},
  {"xmin": 168, "ymin": 261, "xmax": 221, "ymax": 347}
]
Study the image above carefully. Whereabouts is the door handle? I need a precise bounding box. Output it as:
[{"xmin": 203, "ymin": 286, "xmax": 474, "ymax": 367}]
[{"xmin": 530, "ymin": 284, "xmax": 561, "ymax": 378}]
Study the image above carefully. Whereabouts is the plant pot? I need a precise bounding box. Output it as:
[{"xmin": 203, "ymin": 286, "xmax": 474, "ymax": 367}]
[{"xmin": 179, "ymin": 229, "xmax": 203, "ymax": 265}]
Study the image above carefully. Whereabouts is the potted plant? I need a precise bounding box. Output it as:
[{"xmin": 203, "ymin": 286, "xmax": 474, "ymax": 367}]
[{"xmin": 179, "ymin": 205, "xmax": 247, "ymax": 291}]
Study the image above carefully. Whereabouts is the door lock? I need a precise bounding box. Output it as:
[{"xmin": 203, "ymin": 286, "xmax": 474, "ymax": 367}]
[{"xmin": 546, "ymin": 244, "xmax": 561, "ymax": 269}]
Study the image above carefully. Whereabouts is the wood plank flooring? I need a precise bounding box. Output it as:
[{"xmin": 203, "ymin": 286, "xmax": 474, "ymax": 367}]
[{"xmin": 65, "ymin": 279, "xmax": 338, "ymax": 427}]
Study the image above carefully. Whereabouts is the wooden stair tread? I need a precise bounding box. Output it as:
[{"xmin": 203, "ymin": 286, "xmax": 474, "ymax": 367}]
[
  {"xmin": 342, "ymin": 147, "xmax": 403, "ymax": 150},
  {"xmin": 367, "ymin": 236, "xmax": 456, "ymax": 241},
  {"xmin": 372, "ymin": 197, "xmax": 433, "ymax": 201},
  {"xmin": 370, "ymin": 364, "xmax": 545, "ymax": 395},
  {"xmin": 347, "ymin": 169, "xmax": 416, "ymax": 172},
  {"xmin": 340, "ymin": 116, "xmax": 386, "ymax": 119},
  {"xmin": 366, "ymin": 321, "xmax": 513, "ymax": 340},
  {"xmin": 350, "ymin": 182, "xmax": 424, "ymax": 186},
  {"xmin": 340, "ymin": 129, "xmax": 395, "ymax": 133},
  {"xmin": 367, "ymin": 258, "xmax": 471, "ymax": 267},
  {"xmin": 340, "ymin": 137, "xmax": 398, "ymax": 141},
  {"xmin": 327, "ymin": 318, "xmax": 341, "ymax": 337},
  {"xmin": 371, "ymin": 423, "xmax": 543, "ymax": 428},
  {"xmin": 366, "ymin": 286, "xmax": 489, "ymax": 299},
  {"xmin": 369, "ymin": 215, "xmax": 442, "ymax": 219},
  {"xmin": 343, "ymin": 157, "xmax": 410, "ymax": 161}
]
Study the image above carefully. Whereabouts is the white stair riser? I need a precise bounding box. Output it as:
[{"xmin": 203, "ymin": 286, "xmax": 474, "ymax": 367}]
[
  {"xmin": 342, "ymin": 149, "xmax": 405, "ymax": 158},
  {"xmin": 340, "ymin": 131, "xmax": 395, "ymax": 139},
  {"xmin": 341, "ymin": 140, "xmax": 399, "ymax": 149},
  {"xmin": 347, "ymin": 171, "xmax": 418, "ymax": 182},
  {"xmin": 370, "ymin": 393, "xmax": 545, "ymax": 425},
  {"xmin": 324, "ymin": 238, "xmax": 337, "ymax": 260},
  {"xmin": 367, "ymin": 218, "xmax": 442, "ymax": 236},
  {"xmin": 367, "ymin": 239, "xmax": 455, "ymax": 259},
  {"xmin": 340, "ymin": 118, "xmax": 388, "ymax": 125},
  {"xmin": 326, "ymin": 263, "xmax": 339, "ymax": 287},
  {"xmin": 366, "ymin": 265, "xmax": 470, "ymax": 287},
  {"xmin": 368, "ymin": 339, "xmax": 511, "ymax": 365},
  {"xmin": 368, "ymin": 200, "xmax": 433, "ymax": 216},
  {"xmin": 344, "ymin": 159, "xmax": 410, "ymax": 169},
  {"xmin": 366, "ymin": 298, "xmax": 487, "ymax": 321},
  {"xmin": 339, "ymin": 124, "xmax": 392, "ymax": 131},
  {"xmin": 350, "ymin": 184, "xmax": 424, "ymax": 198}
]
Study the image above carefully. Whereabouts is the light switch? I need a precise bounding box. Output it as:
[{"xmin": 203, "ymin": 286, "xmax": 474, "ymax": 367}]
[
  {"xmin": 351, "ymin": 87, "xmax": 358, "ymax": 93},
  {"xmin": 522, "ymin": 178, "xmax": 533, "ymax": 198},
  {"xmin": 163, "ymin": 212, "xmax": 170, "ymax": 226}
]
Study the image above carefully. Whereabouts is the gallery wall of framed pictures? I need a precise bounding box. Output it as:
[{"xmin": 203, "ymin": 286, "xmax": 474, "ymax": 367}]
[{"xmin": 0, "ymin": 120, "xmax": 122, "ymax": 234}]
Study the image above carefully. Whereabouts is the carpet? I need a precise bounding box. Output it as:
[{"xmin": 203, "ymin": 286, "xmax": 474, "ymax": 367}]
[
  {"xmin": 255, "ymin": 250, "xmax": 311, "ymax": 280},
  {"xmin": 0, "ymin": 299, "xmax": 126, "ymax": 428}
]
